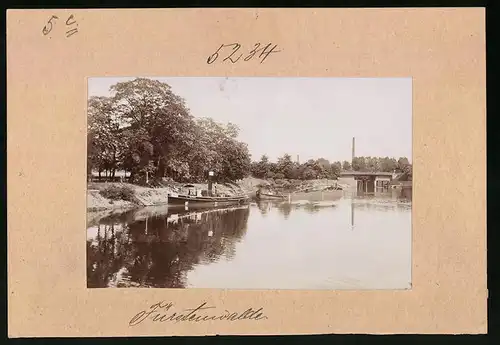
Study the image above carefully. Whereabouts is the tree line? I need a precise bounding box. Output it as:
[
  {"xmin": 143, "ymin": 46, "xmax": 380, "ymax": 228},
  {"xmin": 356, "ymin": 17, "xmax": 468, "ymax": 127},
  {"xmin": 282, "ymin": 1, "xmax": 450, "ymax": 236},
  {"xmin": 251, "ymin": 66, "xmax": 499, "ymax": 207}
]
[
  {"xmin": 250, "ymin": 154, "xmax": 412, "ymax": 181},
  {"xmin": 88, "ymin": 78, "xmax": 412, "ymax": 185},
  {"xmin": 87, "ymin": 78, "xmax": 251, "ymax": 184}
]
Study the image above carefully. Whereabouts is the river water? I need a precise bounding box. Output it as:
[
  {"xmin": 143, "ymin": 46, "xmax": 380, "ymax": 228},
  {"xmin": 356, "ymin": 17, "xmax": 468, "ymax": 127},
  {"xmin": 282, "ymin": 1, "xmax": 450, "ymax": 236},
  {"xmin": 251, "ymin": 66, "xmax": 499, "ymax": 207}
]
[{"xmin": 87, "ymin": 191, "xmax": 412, "ymax": 290}]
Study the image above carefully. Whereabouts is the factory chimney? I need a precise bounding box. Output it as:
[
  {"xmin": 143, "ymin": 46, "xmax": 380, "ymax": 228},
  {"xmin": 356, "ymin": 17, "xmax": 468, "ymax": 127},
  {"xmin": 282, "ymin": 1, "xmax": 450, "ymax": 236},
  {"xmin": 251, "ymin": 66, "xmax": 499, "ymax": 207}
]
[{"xmin": 352, "ymin": 137, "xmax": 356, "ymax": 165}]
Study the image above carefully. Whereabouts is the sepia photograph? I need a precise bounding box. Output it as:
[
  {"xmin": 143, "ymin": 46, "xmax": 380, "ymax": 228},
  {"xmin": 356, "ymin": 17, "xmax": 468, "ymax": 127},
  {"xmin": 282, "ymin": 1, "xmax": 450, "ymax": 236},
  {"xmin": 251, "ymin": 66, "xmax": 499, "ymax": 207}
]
[{"xmin": 86, "ymin": 77, "xmax": 412, "ymax": 290}]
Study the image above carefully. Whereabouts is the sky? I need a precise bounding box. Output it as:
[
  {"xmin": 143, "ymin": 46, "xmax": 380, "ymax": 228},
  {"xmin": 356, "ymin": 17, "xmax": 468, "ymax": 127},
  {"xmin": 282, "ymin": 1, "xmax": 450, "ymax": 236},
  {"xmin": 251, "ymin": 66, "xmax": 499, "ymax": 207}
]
[{"xmin": 88, "ymin": 77, "xmax": 412, "ymax": 163}]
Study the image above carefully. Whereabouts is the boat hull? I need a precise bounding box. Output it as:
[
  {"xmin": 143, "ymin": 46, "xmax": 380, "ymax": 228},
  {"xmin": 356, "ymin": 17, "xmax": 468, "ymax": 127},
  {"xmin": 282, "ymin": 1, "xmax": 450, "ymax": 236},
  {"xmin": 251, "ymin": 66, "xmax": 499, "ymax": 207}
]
[
  {"xmin": 168, "ymin": 194, "xmax": 249, "ymax": 207},
  {"xmin": 256, "ymin": 193, "xmax": 287, "ymax": 201}
]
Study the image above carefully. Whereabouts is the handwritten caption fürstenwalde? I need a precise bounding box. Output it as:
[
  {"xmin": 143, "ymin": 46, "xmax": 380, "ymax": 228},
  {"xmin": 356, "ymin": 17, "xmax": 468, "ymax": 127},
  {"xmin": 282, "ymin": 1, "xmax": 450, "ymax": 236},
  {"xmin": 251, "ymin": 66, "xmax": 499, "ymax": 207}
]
[{"xmin": 129, "ymin": 301, "xmax": 268, "ymax": 326}]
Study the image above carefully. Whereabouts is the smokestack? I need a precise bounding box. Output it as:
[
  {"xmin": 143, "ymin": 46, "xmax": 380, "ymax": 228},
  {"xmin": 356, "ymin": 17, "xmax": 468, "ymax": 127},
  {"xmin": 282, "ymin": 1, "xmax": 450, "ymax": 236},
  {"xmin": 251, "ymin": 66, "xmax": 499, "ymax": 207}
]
[
  {"xmin": 352, "ymin": 137, "xmax": 355, "ymax": 164},
  {"xmin": 297, "ymin": 154, "xmax": 300, "ymax": 164}
]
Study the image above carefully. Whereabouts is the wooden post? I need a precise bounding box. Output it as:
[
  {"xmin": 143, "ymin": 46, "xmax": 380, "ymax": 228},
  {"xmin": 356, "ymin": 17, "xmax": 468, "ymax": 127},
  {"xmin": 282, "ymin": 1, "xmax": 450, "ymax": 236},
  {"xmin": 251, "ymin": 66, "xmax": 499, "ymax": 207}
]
[
  {"xmin": 351, "ymin": 197, "xmax": 354, "ymax": 229},
  {"xmin": 208, "ymin": 171, "xmax": 214, "ymax": 196}
]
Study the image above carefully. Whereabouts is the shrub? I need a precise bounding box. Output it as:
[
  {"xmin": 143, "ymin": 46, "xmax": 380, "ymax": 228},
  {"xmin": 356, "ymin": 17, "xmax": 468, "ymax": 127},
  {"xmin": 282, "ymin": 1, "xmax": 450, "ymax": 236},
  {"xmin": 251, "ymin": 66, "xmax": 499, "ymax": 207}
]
[
  {"xmin": 100, "ymin": 185, "xmax": 136, "ymax": 202},
  {"xmin": 145, "ymin": 177, "xmax": 164, "ymax": 188}
]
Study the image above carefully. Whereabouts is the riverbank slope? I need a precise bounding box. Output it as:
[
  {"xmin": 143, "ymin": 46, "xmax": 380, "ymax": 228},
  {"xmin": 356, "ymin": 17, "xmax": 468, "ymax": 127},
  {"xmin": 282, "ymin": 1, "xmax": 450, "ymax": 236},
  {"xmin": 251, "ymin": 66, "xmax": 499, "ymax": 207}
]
[
  {"xmin": 87, "ymin": 183, "xmax": 172, "ymax": 211},
  {"xmin": 86, "ymin": 177, "xmax": 339, "ymax": 211}
]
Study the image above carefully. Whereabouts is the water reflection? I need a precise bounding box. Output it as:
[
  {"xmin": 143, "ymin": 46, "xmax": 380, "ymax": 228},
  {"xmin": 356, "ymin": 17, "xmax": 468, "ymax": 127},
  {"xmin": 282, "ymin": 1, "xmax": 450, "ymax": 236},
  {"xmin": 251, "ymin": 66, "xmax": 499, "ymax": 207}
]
[
  {"xmin": 87, "ymin": 191, "xmax": 412, "ymax": 290},
  {"xmin": 255, "ymin": 201, "xmax": 295, "ymax": 218},
  {"xmin": 87, "ymin": 205, "xmax": 250, "ymax": 288}
]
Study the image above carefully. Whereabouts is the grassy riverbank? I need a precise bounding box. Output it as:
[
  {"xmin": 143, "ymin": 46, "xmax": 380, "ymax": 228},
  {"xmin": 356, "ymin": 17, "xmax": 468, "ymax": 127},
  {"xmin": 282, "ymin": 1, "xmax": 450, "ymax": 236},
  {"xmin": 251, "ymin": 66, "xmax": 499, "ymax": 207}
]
[
  {"xmin": 86, "ymin": 180, "xmax": 249, "ymax": 211},
  {"xmin": 87, "ymin": 183, "xmax": 172, "ymax": 211},
  {"xmin": 86, "ymin": 177, "xmax": 340, "ymax": 211}
]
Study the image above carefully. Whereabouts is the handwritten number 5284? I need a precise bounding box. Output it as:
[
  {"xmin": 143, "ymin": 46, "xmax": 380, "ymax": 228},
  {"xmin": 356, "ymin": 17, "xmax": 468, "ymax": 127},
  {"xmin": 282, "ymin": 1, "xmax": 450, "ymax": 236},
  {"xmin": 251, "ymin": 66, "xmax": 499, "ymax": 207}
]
[{"xmin": 207, "ymin": 43, "xmax": 281, "ymax": 64}]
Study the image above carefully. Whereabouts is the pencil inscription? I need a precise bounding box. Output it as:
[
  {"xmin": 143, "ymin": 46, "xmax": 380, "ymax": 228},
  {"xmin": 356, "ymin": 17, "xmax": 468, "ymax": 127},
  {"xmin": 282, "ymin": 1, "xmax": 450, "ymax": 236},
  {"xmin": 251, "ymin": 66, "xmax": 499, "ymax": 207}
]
[
  {"xmin": 42, "ymin": 15, "xmax": 58, "ymax": 36},
  {"xmin": 42, "ymin": 14, "xmax": 78, "ymax": 38}
]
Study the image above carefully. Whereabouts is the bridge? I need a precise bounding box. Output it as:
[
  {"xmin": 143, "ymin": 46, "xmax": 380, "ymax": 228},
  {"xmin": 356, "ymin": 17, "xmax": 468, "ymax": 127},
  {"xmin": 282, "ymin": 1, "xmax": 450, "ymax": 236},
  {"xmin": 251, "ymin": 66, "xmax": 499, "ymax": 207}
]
[{"xmin": 338, "ymin": 171, "xmax": 395, "ymax": 193}]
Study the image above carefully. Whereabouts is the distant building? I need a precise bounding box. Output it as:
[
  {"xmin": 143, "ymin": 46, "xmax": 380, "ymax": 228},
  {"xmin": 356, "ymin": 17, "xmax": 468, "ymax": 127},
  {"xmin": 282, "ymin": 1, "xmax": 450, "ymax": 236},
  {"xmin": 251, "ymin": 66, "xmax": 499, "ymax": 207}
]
[
  {"xmin": 338, "ymin": 171, "xmax": 394, "ymax": 193},
  {"xmin": 390, "ymin": 170, "xmax": 412, "ymax": 185}
]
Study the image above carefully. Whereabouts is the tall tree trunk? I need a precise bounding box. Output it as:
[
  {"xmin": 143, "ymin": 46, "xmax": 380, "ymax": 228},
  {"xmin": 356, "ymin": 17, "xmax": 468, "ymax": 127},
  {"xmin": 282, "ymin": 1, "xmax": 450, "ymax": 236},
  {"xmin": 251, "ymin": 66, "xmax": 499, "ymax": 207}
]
[
  {"xmin": 112, "ymin": 150, "xmax": 117, "ymax": 178},
  {"xmin": 156, "ymin": 158, "xmax": 166, "ymax": 179}
]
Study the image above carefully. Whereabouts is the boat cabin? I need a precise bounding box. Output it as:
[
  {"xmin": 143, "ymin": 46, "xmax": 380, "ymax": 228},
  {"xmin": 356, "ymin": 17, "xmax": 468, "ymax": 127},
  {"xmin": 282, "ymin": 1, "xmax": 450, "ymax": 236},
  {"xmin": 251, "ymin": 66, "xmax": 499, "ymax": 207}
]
[{"xmin": 184, "ymin": 184, "xmax": 202, "ymax": 197}]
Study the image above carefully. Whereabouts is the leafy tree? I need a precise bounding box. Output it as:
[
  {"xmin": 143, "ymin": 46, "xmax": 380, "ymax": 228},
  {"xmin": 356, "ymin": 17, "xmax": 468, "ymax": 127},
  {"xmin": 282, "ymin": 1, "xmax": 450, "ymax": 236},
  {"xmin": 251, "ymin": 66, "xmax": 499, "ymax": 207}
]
[
  {"xmin": 397, "ymin": 157, "xmax": 410, "ymax": 173},
  {"xmin": 302, "ymin": 167, "xmax": 317, "ymax": 180},
  {"xmin": 110, "ymin": 78, "xmax": 197, "ymax": 181},
  {"xmin": 314, "ymin": 158, "xmax": 330, "ymax": 178},
  {"xmin": 380, "ymin": 157, "xmax": 398, "ymax": 172},
  {"xmin": 87, "ymin": 78, "xmax": 253, "ymax": 184},
  {"xmin": 89, "ymin": 79, "xmax": 413, "ymax": 186},
  {"xmin": 195, "ymin": 118, "xmax": 251, "ymax": 182},
  {"xmin": 330, "ymin": 161, "xmax": 342, "ymax": 178},
  {"xmin": 352, "ymin": 157, "xmax": 366, "ymax": 171},
  {"xmin": 403, "ymin": 164, "xmax": 413, "ymax": 180},
  {"xmin": 219, "ymin": 141, "xmax": 252, "ymax": 181},
  {"xmin": 87, "ymin": 96, "xmax": 122, "ymax": 178},
  {"xmin": 120, "ymin": 127, "xmax": 154, "ymax": 181},
  {"xmin": 289, "ymin": 162, "xmax": 301, "ymax": 180},
  {"xmin": 276, "ymin": 154, "xmax": 294, "ymax": 179},
  {"xmin": 265, "ymin": 171, "xmax": 276, "ymax": 179},
  {"xmin": 370, "ymin": 157, "xmax": 379, "ymax": 171},
  {"xmin": 252, "ymin": 155, "xmax": 271, "ymax": 179},
  {"xmin": 249, "ymin": 155, "xmax": 411, "ymax": 181},
  {"xmin": 342, "ymin": 161, "xmax": 351, "ymax": 171}
]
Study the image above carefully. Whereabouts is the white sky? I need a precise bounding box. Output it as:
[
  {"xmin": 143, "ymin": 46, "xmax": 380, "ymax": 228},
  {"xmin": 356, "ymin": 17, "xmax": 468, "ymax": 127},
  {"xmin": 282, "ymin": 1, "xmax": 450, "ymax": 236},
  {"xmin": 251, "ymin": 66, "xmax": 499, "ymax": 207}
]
[{"xmin": 88, "ymin": 77, "xmax": 412, "ymax": 163}]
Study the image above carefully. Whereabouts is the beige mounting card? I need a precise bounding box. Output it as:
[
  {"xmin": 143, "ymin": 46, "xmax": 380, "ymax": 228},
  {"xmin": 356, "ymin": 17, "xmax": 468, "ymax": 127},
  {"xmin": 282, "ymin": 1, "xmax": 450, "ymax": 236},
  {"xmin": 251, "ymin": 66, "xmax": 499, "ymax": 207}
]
[{"xmin": 7, "ymin": 8, "xmax": 486, "ymax": 337}]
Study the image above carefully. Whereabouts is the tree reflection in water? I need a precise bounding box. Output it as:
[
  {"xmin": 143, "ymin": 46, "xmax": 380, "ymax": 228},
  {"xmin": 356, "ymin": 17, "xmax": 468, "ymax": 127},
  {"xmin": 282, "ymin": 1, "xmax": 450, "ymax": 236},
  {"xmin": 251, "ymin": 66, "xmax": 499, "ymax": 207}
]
[
  {"xmin": 87, "ymin": 206, "xmax": 250, "ymax": 288},
  {"xmin": 253, "ymin": 192, "xmax": 411, "ymax": 224},
  {"xmin": 256, "ymin": 200, "xmax": 311, "ymax": 218},
  {"xmin": 256, "ymin": 200, "xmax": 326, "ymax": 219},
  {"xmin": 256, "ymin": 201, "xmax": 271, "ymax": 216},
  {"xmin": 278, "ymin": 202, "xmax": 292, "ymax": 219}
]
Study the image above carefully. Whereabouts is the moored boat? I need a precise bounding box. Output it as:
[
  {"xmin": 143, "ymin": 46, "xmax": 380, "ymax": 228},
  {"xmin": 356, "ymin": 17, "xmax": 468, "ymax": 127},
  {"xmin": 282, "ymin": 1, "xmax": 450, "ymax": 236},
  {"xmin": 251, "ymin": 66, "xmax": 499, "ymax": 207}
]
[
  {"xmin": 168, "ymin": 192, "xmax": 249, "ymax": 207},
  {"xmin": 167, "ymin": 184, "xmax": 250, "ymax": 207},
  {"xmin": 255, "ymin": 190, "xmax": 287, "ymax": 200}
]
